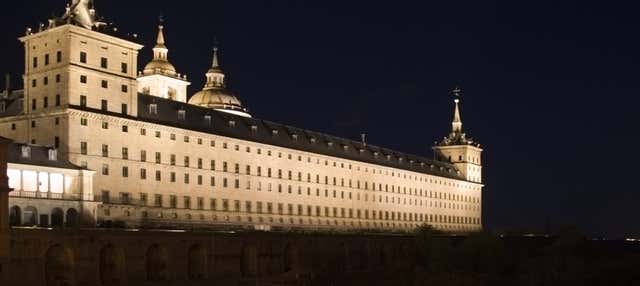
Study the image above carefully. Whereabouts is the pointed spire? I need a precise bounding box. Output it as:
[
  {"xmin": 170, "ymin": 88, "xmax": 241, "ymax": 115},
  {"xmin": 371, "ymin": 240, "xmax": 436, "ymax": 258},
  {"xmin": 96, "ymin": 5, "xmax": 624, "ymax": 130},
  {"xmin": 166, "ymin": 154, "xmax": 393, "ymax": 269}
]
[
  {"xmin": 155, "ymin": 16, "xmax": 166, "ymax": 48},
  {"xmin": 211, "ymin": 46, "xmax": 220, "ymax": 69},
  {"xmin": 451, "ymin": 87, "xmax": 463, "ymax": 133},
  {"xmin": 204, "ymin": 39, "xmax": 225, "ymax": 89}
]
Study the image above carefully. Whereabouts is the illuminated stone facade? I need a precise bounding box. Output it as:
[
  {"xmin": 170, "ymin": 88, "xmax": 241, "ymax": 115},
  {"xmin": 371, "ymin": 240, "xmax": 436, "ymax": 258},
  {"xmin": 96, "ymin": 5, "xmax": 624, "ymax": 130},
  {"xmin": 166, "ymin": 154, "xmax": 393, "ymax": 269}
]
[{"xmin": 0, "ymin": 2, "xmax": 483, "ymax": 233}]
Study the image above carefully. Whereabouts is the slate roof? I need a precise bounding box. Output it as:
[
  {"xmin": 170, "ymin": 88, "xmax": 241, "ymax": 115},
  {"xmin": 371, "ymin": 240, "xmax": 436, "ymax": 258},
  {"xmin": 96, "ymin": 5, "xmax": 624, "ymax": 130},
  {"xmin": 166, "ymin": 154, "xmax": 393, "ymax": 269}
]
[
  {"xmin": 134, "ymin": 94, "xmax": 466, "ymax": 181},
  {"xmin": 0, "ymin": 89, "xmax": 467, "ymax": 180}
]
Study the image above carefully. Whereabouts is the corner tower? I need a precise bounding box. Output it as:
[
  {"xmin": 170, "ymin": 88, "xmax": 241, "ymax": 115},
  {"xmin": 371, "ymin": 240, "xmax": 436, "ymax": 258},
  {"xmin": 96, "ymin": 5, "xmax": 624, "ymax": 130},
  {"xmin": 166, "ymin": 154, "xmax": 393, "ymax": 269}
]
[
  {"xmin": 137, "ymin": 21, "xmax": 190, "ymax": 102},
  {"xmin": 432, "ymin": 88, "xmax": 483, "ymax": 183},
  {"xmin": 16, "ymin": 1, "xmax": 142, "ymax": 149},
  {"xmin": 188, "ymin": 45, "xmax": 251, "ymax": 117}
]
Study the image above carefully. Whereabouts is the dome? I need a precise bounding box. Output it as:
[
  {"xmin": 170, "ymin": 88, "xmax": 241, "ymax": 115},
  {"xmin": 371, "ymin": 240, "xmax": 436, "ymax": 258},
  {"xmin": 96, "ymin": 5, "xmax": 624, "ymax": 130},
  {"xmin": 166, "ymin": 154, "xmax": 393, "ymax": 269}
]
[
  {"xmin": 187, "ymin": 45, "xmax": 251, "ymax": 117},
  {"xmin": 143, "ymin": 59, "xmax": 176, "ymax": 76},
  {"xmin": 188, "ymin": 88, "xmax": 250, "ymax": 116}
]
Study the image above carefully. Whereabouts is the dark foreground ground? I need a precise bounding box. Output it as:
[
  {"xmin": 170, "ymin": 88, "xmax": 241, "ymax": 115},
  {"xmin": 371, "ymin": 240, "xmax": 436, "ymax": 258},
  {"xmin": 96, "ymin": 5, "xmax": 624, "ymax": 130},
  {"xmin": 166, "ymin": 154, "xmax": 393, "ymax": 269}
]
[{"xmin": 409, "ymin": 226, "xmax": 640, "ymax": 286}]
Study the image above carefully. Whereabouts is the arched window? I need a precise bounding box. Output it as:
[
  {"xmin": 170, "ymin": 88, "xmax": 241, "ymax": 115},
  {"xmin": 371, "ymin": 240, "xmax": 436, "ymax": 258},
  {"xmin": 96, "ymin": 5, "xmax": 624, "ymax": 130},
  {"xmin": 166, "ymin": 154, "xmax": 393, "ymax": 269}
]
[
  {"xmin": 23, "ymin": 206, "xmax": 38, "ymax": 226},
  {"xmin": 146, "ymin": 244, "xmax": 168, "ymax": 281},
  {"xmin": 100, "ymin": 244, "xmax": 125, "ymax": 285},
  {"xmin": 66, "ymin": 208, "xmax": 79, "ymax": 227},
  {"xmin": 45, "ymin": 245, "xmax": 74, "ymax": 286},
  {"xmin": 51, "ymin": 208, "xmax": 64, "ymax": 227},
  {"xmin": 9, "ymin": 206, "xmax": 21, "ymax": 226},
  {"xmin": 241, "ymin": 244, "xmax": 258, "ymax": 277},
  {"xmin": 187, "ymin": 244, "xmax": 206, "ymax": 280},
  {"xmin": 283, "ymin": 243, "xmax": 298, "ymax": 273}
]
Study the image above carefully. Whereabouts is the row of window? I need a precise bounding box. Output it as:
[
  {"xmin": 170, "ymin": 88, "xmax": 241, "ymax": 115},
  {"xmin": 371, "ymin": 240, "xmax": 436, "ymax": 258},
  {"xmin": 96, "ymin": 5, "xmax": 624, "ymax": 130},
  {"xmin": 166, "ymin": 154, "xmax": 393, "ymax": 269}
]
[
  {"xmin": 31, "ymin": 51, "xmax": 62, "ymax": 68},
  {"xmin": 30, "ymin": 74, "xmax": 61, "ymax": 88},
  {"xmin": 93, "ymin": 163, "xmax": 480, "ymax": 210},
  {"xmin": 85, "ymin": 146, "xmax": 479, "ymax": 203},
  {"xmin": 100, "ymin": 191, "xmax": 481, "ymax": 225},
  {"xmin": 32, "ymin": 51, "xmax": 129, "ymax": 74},
  {"xmin": 78, "ymin": 118, "xmax": 479, "ymax": 191}
]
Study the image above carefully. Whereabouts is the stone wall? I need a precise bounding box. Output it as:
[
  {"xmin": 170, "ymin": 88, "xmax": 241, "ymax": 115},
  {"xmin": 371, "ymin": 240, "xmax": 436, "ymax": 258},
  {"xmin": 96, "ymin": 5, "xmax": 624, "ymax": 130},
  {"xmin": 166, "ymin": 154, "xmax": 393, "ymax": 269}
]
[{"xmin": 3, "ymin": 229, "xmax": 414, "ymax": 286}]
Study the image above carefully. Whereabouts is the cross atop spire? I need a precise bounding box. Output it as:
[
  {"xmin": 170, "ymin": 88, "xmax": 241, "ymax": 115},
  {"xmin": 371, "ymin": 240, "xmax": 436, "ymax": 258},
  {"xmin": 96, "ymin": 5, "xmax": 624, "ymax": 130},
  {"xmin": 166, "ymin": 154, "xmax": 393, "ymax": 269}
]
[
  {"xmin": 154, "ymin": 17, "xmax": 167, "ymax": 49},
  {"xmin": 451, "ymin": 86, "xmax": 462, "ymax": 133},
  {"xmin": 211, "ymin": 38, "xmax": 220, "ymax": 69}
]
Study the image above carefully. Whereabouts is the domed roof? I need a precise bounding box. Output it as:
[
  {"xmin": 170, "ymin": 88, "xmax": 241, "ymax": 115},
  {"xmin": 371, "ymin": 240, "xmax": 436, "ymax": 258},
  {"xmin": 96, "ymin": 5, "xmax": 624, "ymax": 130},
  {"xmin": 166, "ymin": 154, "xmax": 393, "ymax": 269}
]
[
  {"xmin": 188, "ymin": 45, "xmax": 251, "ymax": 117},
  {"xmin": 189, "ymin": 88, "xmax": 245, "ymax": 110},
  {"xmin": 143, "ymin": 59, "xmax": 176, "ymax": 75}
]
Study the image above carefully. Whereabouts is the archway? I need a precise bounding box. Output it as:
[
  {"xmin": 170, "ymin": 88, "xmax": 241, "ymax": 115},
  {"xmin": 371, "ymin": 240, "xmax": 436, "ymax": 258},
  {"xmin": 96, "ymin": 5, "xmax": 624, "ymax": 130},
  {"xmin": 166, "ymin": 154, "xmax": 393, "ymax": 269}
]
[
  {"xmin": 9, "ymin": 206, "xmax": 21, "ymax": 226},
  {"xmin": 241, "ymin": 244, "xmax": 258, "ymax": 277},
  {"xmin": 283, "ymin": 243, "xmax": 298, "ymax": 273},
  {"xmin": 66, "ymin": 208, "xmax": 79, "ymax": 227},
  {"xmin": 23, "ymin": 206, "xmax": 38, "ymax": 226},
  {"xmin": 45, "ymin": 244, "xmax": 74, "ymax": 286},
  {"xmin": 146, "ymin": 244, "xmax": 168, "ymax": 281},
  {"xmin": 51, "ymin": 208, "xmax": 64, "ymax": 227},
  {"xmin": 187, "ymin": 244, "xmax": 207, "ymax": 280},
  {"xmin": 99, "ymin": 244, "xmax": 125, "ymax": 285}
]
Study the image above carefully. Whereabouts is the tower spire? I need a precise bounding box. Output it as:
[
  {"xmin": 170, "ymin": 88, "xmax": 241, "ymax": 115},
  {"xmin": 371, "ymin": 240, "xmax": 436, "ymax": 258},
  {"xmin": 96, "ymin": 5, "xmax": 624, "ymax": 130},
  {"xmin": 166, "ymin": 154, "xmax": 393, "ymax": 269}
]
[
  {"xmin": 155, "ymin": 17, "xmax": 166, "ymax": 48},
  {"xmin": 205, "ymin": 40, "xmax": 225, "ymax": 89},
  {"xmin": 452, "ymin": 86, "xmax": 462, "ymax": 133}
]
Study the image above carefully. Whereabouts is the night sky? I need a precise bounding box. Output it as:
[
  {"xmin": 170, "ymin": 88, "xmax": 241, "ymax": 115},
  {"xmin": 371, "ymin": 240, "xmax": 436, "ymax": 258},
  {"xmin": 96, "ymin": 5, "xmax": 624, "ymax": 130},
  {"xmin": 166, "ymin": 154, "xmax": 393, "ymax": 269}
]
[{"xmin": 1, "ymin": 1, "xmax": 638, "ymax": 238}]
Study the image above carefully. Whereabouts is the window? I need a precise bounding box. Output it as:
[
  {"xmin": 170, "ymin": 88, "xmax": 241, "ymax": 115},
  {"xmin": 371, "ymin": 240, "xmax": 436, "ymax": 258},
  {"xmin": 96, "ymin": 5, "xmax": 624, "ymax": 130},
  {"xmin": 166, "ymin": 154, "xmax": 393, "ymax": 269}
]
[
  {"xmin": 184, "ymin": 197, "xmax": 191, "ymax": 209},
  {"xmin": 31, "ymin": 120, "xmax": 36, "ymax": 128},
  {"xmin": 45, "ymin": 54, "xmax": 50, "ymax": 65},
  {"xmin": 122, "ymin": 147, "xmax": 128, "ymax": 159},
  {"xmin": 140, "ymin": 168, "xmax": 147, "ymax": 179},
  {"xmin": 178, "ymin": 110, "xmax": 186, "ymax": 120},
  {"xmin": 101, "ymin": 80, "xmax": 108, "ymax": 88},
  {"xmin": 80, "ymin": 52, "xmax": 87, "ymax": 63},
  {"xmin": 43, "ymin": 77, "xmax": 48, "ymax": 85},
  {"xmin": 100, "ymin": 57, "xmax": 108, "ymax": 69},
  {"xmin": 170, "ymin": 172, "xmax": 176, "ymax": 182},
  {"xmin": 155, "ymin": 171, "xmax": 161, "ymax": 181},
  {"xmin": 184, "ymin": 174, "xmax": 190, "ymax": 184},
  {"xmin": 149, "ymin": 103, "xmax": 157, "ymax": 115},
  {"xmin": 122, "ymin": 125, "xmax": 128, "ymax": 132},
  {"xmin": 184, "ymin": 156, "xmax": 190, "ymax": 167},
  {"xmin": 102, "ymin": 144, "xmax": 109, "ymax": 157},
  {"xmin": 43, "ymin": 97, "xmax": 48, "ymax": 108},
  {"xmin": 54, "ymin": 136, "xmax": 60, "ymax": 148},
  {"xmin": 80, "ymin": 118, "xmax": 88, "ymax": 126},
  {"xmin": 101, "ymin": 164, "xmax": 109, "ymax": 175},
  {"xmin": 155, "ymin": 194, "xmax": 162, "ymax": 207},
  {"xmin": 56, "ymin": 74, "xmax": 61, "ymax": 83},
  {"xmin": 122, "ymin": 166, "xmax": 129, "ymax": 177},
  {"xmin": 11, "ymin": 123, "xmax": 15, "ymax": 130},
  {"xmin": 80, "ymin": 142, "xmax": 87, "ymax": 155},
  {"xmin": 31, "ymin": 79, "xmax": 36, "ymax": 87},
  {"xmin": 121, "ymin": 62, "xmax": 128, "ymax": 73},
  {"xmin": 56, "ymin": 51, "xmax": 62, "ymax": 63},
  {"xmin": 140, "ymin": 150, "xmax": 147, "ymax": 162},
  {"xmin": 155, "ymin": 152, "xmax": 161, "ymax": 164},
  {"xmin": 184, "ymin": 136, "xmax": 189, "ymax": 143},
  {"xmin": 121, "ymin": 85, "xmax": 128, "ymax": 93},
  {"xmin": 101, "ymin": 191, "xmax": 110, "ymax": 203},
  {"xmin": 32, "ymin": 57, "xmax": 37, "ymax": 68},
  {"xmin": 31, "ymin": 99, "xmax": 36, "ymax": 110},
  {"xmin": 55, "ymin": 94, "xmax": 60, "ymax": 106},
  {"xmin": 155, "ymin": 131, "xmax": 161, "ymax": 138},
  {"xmin": 170, "ymin": 133, "xmax": 176, "ymax": 140},
  {"xmin": 140, "ymin": 193, "xmax": 148, "ymax": 206},
  {"xmin": 101, "ymin": 100, "xmax": 107, "ymax": 111},
  {"xmin": 140, "ymin": 128, "xmax": 146, "ymax": 135},
  {"xmin": 80, "ymin": 95, "xmax": 87, "ymax": 107},
  {"xmin": 80, "ymin": 75, "xmax": 87, "ymax": 84},
  {"xmin": 101, "ymin": 122, "xmax": 108, "ymax": 129},
  {"xmin": 170, "ymin": 154, "xmax": 176, "ymax": 165}
]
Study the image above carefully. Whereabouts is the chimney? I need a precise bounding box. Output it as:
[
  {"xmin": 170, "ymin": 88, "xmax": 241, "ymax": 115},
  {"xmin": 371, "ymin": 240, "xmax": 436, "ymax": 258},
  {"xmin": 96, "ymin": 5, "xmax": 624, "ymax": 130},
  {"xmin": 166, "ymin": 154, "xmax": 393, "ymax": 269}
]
[{"xmin": 2, "ymin": 74, "xmax": 9, "ymax": 99}]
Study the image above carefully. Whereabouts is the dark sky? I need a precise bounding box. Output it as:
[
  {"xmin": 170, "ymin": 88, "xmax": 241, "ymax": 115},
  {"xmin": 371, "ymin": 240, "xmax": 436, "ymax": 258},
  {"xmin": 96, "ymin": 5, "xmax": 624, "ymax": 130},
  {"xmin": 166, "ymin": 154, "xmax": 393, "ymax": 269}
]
[{"xmin": 1, "ymin": 0, "xmax": 638, "ymax": 238}]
